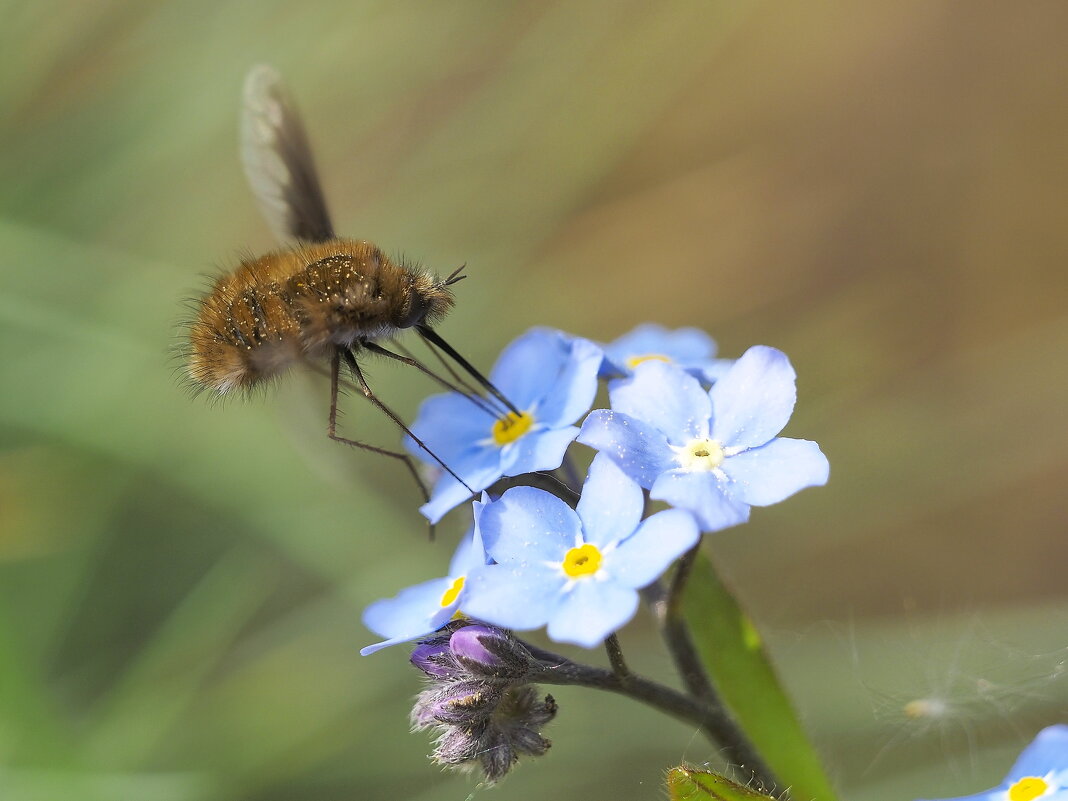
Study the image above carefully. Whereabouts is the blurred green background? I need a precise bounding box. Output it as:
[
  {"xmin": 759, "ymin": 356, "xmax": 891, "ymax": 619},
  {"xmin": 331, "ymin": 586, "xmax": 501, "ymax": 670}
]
[{"xmin": 2, "ymin": 1, "xmax": 1067, "ymax": 799}]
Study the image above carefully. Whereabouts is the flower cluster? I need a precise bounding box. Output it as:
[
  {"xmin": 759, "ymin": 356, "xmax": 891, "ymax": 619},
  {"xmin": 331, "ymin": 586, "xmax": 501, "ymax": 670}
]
[
  {"xmin": 361, "ymin": 324, "xmax": 829, "ymax": 780},
  {"xmin": 409, "ymin": 622, "xmax": 556, "ymax": 783},
  {"xmin": 366, "ymin": 325, "xmax": 828, "ymax": 652}
]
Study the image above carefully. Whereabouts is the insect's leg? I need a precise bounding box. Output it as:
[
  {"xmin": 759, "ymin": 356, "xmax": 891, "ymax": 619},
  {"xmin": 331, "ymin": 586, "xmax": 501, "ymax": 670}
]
[
  {"xmin": 362, "ymin": 341, "xmax": 497, "ymax": 417},
  {"xmin": 327, "ymin": 349, "xmax": 436, "ymax": 536},
  {"xmin": 342, "ymin": 349, "xmax": 475, "ymax": 496},
  {"xmin": 393, "ymin": 337, "xmax": 484, "ymax": 402}
]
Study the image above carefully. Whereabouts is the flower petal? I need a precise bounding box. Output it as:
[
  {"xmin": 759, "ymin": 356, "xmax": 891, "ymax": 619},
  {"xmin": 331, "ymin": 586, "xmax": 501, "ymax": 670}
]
[
  {"xmin": 448, "ymin": 526, "xmax": 488, "ymax": 575},
  {"xmin": 419, "ymin": 446, "xmax": 503, "ymax": 523},
  {"xmin": 709, "ymin": 345, "xmax": 797, "ymax": 448},
  {"xmin": 489, "ymin": 328, "xmax": 572, "ymax": 411},
  {"xmin": 407, "ymin": 391, "xmax": 496, "ymax": 464},
  {"xmin": 577, "ymin": 410, "xmax": 675, "ymax": 489},
  {"xmin": 914, "ymin": 725, "xmax": 1068, "ymax": 801},
  {"xmin": 651, "ymin": 470, "xmax": 750, "ymax": 532},
  {"xmin": 607, "ymin": 509, "xmax": 700, "ymax": 588},
  {"xmin": 721, "ymin": 438, "xmax": 829, "ymax": 506},
  {"xmin": 361, "ymin": 631, "xmax": 436, "ymax": 656},
  {"xmin": 1007, "ymin": 725, "xmax": 1068, "ymax": 779},
  {"xmin": 700, "ymin": 358, "xmax": 735, "ymax": 384},
  {"xmin": 506, "ymin": 425, "xmax": 581, "ymax": 477},
  {"xmin": 533, "ymin": 336, "xmax": 603, "ymax": 427},
  {"xmin": 360, "ymin": 576, "xmax": 455, "ymax": 653},
  {"xmin": 602, "ymin": 324, "xmax": 717, "ymax": 373},
  {"xmin": 461, "ymin": 563, "xmax": 565, "ymax": 630},
  {"xmin": 546, "ymin": 581, "xmax": 639, "ymax": 648},
  {"xmin": 575, "ymin": 454, "xmax": 643, "ymax": 548},
  {"xmin": 478, "ymin": 486, "xmax": 581, "ymax": 563},
  {"xmin": 608, "ymin": 361, "xmax": 711, "ymax": 444}
]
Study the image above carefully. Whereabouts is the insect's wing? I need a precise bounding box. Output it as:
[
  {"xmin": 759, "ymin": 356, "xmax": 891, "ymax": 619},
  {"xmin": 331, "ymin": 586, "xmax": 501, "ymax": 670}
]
[{"xmin": 241, "ymin": 64, "xmax": 335, "ymax": 244}]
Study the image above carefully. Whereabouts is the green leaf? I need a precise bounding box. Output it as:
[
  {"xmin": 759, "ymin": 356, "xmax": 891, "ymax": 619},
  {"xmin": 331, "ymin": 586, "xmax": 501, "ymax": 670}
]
[
  {"xmin": 681, "ymin": 551, "xmax": 838, "ymax": 801},
  {"xmin": 666, "ymin": 766, "xmax": 778, "ymax": 800}
]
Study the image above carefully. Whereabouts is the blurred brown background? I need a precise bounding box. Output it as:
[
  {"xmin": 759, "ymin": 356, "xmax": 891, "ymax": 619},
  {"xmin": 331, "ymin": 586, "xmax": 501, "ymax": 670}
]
[{"xmin": 1, "ymin": 2, "xmax": 1066, "ymax": 799}]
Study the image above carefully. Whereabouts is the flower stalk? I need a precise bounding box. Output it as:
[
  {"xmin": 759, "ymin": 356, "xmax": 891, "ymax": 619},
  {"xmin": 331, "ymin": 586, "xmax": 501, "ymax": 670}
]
[{"xmin": 524, "ymin": 641, "xmax": 780, "ymax": 795}]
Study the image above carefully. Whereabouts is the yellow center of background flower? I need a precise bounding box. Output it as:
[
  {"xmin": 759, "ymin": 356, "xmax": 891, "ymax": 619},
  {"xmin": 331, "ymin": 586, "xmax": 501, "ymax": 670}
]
[
  {"xmin": 677, "ymin": 438, "xmax": 725, "ymax": 471},
  {"xmin": 492, "ymin": 410, "xmax": 534, "ymax": 446},
  {"xmin": 440, "ymin": 576, "xmax": 465, "ymax": 607},
  {"xmin": 562, "ymin": 543, "xmax": 602, "ymax": 578},
  {"xmin": 626, "ymin": 353, "xmax": 671, "ymax": 369},
  {"xmin": 1009, "ymin": 777, "xmax": 1049, "ymax": 801}
]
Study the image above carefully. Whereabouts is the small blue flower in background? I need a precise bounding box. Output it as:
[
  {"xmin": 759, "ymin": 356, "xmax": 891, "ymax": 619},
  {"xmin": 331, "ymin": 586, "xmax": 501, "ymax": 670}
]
[
  {"xmin": 361, "ymin": 525, "xmax": 488, "ymax": 655},
  {"xmin": 577, "ymin": 346, "xmax": 829, "ymax": 532},
  {"xmin": 600, "ymin": 323, "xmax": 734, "ymax": 384},
  {"xmin": 916, "ymin": 724, "xmax": 1068, "ymax": 801},
  {"xmin": 408, "ymin": 328, "xmax": 603, "ymax": 524},
  {"xmin": 461, "ymin": 454, "xmax": 700, "ymax": 648}
]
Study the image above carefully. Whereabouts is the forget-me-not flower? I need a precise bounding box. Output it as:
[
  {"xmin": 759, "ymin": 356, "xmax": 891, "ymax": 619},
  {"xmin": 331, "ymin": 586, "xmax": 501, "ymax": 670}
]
[
  {"xmin": 600, "ymin": 323, "xmax": 734, "ymax": 384},
  {"xmin": 461, "ymin": 454, "xmax": 700, "ymax": 648},
  {"xmin": 361, "ymin": 525, "xmax": 488, "ymax": 655},
  {"xmin": 916, "ymin": 724, "xmax": 1068, "ymax": 801},
  {"xmin": 577, "ymin": 346, "xmax": 829, "ymax": 532},
  {"xmin": 408, "ymin": 328, "xmax": 602, "ymax": 523}
]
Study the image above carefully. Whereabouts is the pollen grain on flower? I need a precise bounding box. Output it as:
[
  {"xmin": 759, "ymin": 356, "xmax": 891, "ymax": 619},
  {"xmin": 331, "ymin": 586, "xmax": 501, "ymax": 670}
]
[
  {"xmin": 562, "ymin": 543, "xmax": 602, "ymax": 578},
  {"xmin": 674, "ymin": 438, "xmax": 726, "ymax": 472},
  {"xmin": 1008, "ymin": 776, "xmax": 1049, "ymax": 801},
  {"xmin": 492, "ymin": 410, "xmax": 534, "ymax": 446},
  {"xmin": 440, "ymin": 576, "xmax": 466, "ymax": 607},
  {"xmin": 625, "ymin": 353, "xmax": 671, "ymax": 369}
]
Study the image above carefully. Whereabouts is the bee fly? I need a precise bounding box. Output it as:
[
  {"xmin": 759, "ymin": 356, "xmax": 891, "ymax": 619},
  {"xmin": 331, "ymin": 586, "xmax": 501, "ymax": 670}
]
[{"xmin": 185, "ymin": 65, "xmax": 516, "ymax": 510}]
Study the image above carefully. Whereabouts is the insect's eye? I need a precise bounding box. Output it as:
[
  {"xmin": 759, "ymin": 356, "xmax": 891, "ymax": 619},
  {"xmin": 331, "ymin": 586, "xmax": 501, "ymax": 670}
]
[{"xmin": 397, "ymin": 293, "xmax": 429, "ymax": 329}]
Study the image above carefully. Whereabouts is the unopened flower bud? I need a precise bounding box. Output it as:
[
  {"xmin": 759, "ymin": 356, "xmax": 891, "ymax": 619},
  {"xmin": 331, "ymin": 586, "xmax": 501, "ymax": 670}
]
[
  {"xmin": 429, "ymin": 685, "xmax": 556, "ymax": 782},
  {"xmin": 412, "ymin": 679, "xmax": 503, "ymax": 728},
  {"xmin": 410, "ymin": 636, "xmax": 458, "ymax": 678},
  {"xmin": 449, "ymin": 624, "xmax": 535, "ymax": 680}
]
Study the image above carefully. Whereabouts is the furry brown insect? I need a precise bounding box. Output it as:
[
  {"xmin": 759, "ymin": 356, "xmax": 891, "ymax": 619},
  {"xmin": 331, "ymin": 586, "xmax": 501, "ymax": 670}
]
[
  {"xmin": 184, "ymin": 66, "xmax": 514, "ymax": 510},
  {"xmin": 186, "ymin": 240, "xmax": 455, "ymax": 393}
]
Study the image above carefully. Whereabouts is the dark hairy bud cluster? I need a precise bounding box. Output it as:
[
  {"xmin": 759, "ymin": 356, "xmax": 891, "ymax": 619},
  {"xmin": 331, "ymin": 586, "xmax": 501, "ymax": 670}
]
[{"xmin": 409, "ymin": 622, "xmax": 556, "ymax": 782}]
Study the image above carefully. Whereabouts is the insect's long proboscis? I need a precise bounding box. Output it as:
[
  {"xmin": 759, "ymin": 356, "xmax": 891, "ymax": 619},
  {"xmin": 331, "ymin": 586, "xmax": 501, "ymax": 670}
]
[{"xmin": 416, "ymin": 326, "xmax": 521, "ymax": 417}]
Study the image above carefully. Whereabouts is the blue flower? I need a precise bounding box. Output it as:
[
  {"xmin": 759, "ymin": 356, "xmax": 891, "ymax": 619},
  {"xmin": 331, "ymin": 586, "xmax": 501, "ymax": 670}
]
[
  {"xmin": 600, "ymin": 324, "xmax": 733, "ymax": 384},
  {"xmin": 916, "ymin": 725, "xmax": 1068, "ymax": 801},
  {"xmin": 577, "ymin": 346, "xmax": 829, "ymax": 532},
  {"xmin": 460, "ymin": 454, "xmax": 700, "ymax": 648},
  {"xmin": 360, "ymin": 525, "xmax": 488, "ymax": 655},
  {"xmin": 408, "ymin": 328, "xmax": 602, "ymax": 524}
]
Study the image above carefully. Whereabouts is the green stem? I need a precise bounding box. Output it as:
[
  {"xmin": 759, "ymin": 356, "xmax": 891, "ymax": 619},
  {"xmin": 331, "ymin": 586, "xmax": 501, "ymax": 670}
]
[{"xmin": 524, "ymin": 643, "xmax": 779, "ymax": 795}]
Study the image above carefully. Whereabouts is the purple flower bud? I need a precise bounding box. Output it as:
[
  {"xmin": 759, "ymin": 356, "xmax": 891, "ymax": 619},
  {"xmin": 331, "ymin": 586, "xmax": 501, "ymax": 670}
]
[
  {"xmin": 412, "ymin": 679, "xmax": 503, "ymax": 728},
  {"xmin": 406, "ymin": 625, "xmax": 556, "ymax": 783},
  {"xmin": 425, "ymin": 685, "xmax": 557, "ymax": 783},
  {"xmin": 449, "ymin": 624, "xmax": 535, "ymax": 680},
  {"xmin": 410, "ymin": 637, "xmax": 458, "ymax": 678}
]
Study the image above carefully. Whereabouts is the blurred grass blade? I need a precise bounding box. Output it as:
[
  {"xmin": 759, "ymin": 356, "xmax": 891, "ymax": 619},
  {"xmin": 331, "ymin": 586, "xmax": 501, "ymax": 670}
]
[
  {"xmin": 666, "ymin": 766, "xmax": 778, "ymax": 801},
  {"xmin": 0, "ymin": 604, "xmax": 74, "ymax": 765},
  {"xmin": 682, "ymin": 551, "xmax": 837, "ymax": 801},
  {"xmin": 82, "ymin": 549, "xmax": 273, "ymax": 767}
]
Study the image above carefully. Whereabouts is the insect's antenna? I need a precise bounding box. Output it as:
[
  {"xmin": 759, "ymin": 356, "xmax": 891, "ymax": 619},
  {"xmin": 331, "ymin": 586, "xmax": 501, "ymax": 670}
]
[
  {"xmin": 342, "ymin": 349, "xmax": 475, "ymax": 494},
  {"xmin": 416, "ymin": 326, "xmax": 520, "ymax": 417},
  {"xmin": 363, "ymin": 341, "xmax": 499, "ymax": 418},
  {"xmin": 443, "ymin": 263, "xmax": 467, "ymax": 286}
]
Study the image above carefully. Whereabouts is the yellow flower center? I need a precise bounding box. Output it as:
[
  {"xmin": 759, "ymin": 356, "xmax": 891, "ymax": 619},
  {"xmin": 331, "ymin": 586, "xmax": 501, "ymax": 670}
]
[
  {"xmin": 562, "ymin": 543, "xmax": 602, "ymax": 578},
  {"xmin": 440, "ymin": 576, "xmax": 465, "ymax": 607},
  {"xmin": 1009, "ymin": 777, "xmax": 1050, "ymax": 801},
  {"xmin": 492, "ymin": 410, "xmax": 534, "ymax": 446},
  {"xmin": 676, "ymin": 438, "xmax": 725, "ymax": 472},
  {"xmin": 626, "ymin": 353, "xmax": 672, "ymax": 370}
]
